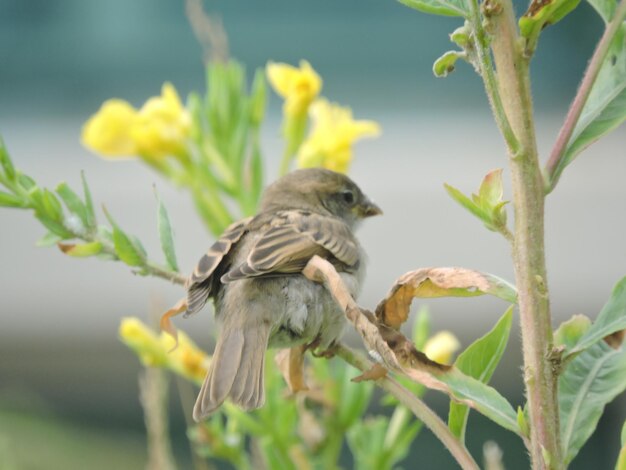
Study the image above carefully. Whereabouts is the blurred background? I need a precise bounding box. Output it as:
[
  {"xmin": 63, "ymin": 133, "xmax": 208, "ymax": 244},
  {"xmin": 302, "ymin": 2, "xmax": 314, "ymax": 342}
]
[{"xmin": 0, "ymin": 0, "xmax": 624, "ymax": 468}]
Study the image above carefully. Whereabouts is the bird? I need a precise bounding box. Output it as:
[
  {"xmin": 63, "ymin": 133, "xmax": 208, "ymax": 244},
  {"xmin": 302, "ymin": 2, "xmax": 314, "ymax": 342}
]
[{"xmin": 184, "ymin": 168, "xmax": 382, "ymax": 421}]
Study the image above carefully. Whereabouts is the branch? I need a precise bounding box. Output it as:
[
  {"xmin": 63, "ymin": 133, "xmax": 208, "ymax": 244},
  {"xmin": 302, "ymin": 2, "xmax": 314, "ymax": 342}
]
[
  {"xmin": 544, "ymin": 0, "xmax": 626, "ymax": 192},
  {"xmin": 302, "ymin": 256, "xmax": 482, "ymax": 469},
  {"xmin": 336, "ymin": 345, "xmax": 479, "ymax": 470}
]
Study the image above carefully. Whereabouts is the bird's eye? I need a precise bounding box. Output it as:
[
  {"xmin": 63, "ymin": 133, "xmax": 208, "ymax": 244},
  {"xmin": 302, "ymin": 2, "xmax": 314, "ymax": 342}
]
[{"xmin": 341, "ymin": 190, "xmax": 355, "ymax": 205}]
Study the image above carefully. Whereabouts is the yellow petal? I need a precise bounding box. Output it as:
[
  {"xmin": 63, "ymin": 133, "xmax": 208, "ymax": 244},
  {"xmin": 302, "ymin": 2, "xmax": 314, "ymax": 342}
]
[
  {"xmin": 133, "ymin": 82, "xmax": 191, "ymax": 158},
  {"xmin": 423, "ymin": 331, "xmax": 461, "ymax": 365},
  {"xmin": 119, "ymin": 317, "xmax": 168, "ymax": 366},
  {"xmin": 267, "ymin": 60, "xmax": 322, "ymax": 117},
  {"xmin": 81, "ymin": 99, "xmax": 138, "ymax": 157}
]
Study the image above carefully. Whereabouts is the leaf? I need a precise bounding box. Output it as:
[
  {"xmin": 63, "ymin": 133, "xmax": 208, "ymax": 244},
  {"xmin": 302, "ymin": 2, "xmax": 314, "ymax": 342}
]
[
  {"xmin": 559, "ymin": 340, "xmax": 626, "ymax": 465},
  {"xmin": 375, "ymin": 267, "xmax": 517, "ymax": 329},
  {"xmin": 568, "ymin": 276, "xmax": 626, "ymax": 356},
  {"xmin": 56, "ymin": 182, "xmax": 89, "ymax": 228},
  {"xmin": 554, "ymin": 24, "xmax": 626, "ymax": 184},
  {"xmin": 433, "ymin": 51, "xmax": 464, "ymax": 77},
  {"xmin": 0, "ymin": 138, "xmax": 16, "ymax": 181},
  {"xmin": 155, "ymin": 191, "xmax": 179, "ymax": 271},
  {"xmin": 519, "ymin": 0, "xmax": 581, "ymax": 54},
  {"xmin": 42, "ymin": 189, "xmax": 64, "ymax": 222},
  {"xmin": 103, "ymin": 207, "xmax": 145, "ymax": 267},
  {"xmin": 444, "ymin": 183, "xmax": 492, "ymax": 225},
  {"xmin": 0, "ymin": 191, "xmax": 26, "ymax": 208},
  {"xmin": 57, "ymin": 241, "xmax": 103, "ymax": 258},
  {"xmin": 425, "ymin": 367, "xmax": 521, "ymax": 435},
  {"xmin": 34, "ymin": 213, "xmax": 73, "ymax": 239},
  {"xmin": 398, "ymin": 0, "xmax": 469, "ymax": 17},
  {"xmin": 554, "ymin": 314, "xmax": 592, "ymax": 349},
  {"xmin": 587, "ymin": 0, "xmax": 617, "ymax": 22},
  {"xmin": 81, "ymin": 172, "xmax": 97, "ymax": 229},
  {"xmin": 36, "ymin": 232, "xmax": 63, "ymax": 247},
  {"xmin": 448, "ymin": 307, "xmax": 513, "ymax": 440}
]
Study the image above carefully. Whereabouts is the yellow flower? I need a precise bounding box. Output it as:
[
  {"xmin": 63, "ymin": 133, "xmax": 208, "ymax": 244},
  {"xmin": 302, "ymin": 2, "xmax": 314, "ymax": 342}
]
[
  {"xmin": 297, "ymin": 99, "xmax": 380, "ymax": 173},
  {"xmin": 423, "ymin": 331, "xmax": 461, "ymax": 365},
  {"xmin": 119, "ymin": 317, "xmax": 168, "ymax": 366},
  {"xmin": 160, "ymin": 330, "xmax": 209, "ymax": 384},
  {"xmin": 132, "ymin": 83, "xmax": 192, "ymax": 158},
  {"xmin": 266, "ymin": 60, "xmax": 322, "ymax": 117},
  {"xmin": 81, "ymin": 100, "xmax": 139, "ymax": 157},
  {"xmin": 82, "ymin": 83, "xmax": 191, "ymax": 159}
]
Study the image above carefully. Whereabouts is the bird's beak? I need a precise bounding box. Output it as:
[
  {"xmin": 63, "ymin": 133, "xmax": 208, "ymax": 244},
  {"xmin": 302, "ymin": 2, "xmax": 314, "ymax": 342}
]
[{"xmin": 360, "ymin": 200, "xmax": 383, "ymax": 218}]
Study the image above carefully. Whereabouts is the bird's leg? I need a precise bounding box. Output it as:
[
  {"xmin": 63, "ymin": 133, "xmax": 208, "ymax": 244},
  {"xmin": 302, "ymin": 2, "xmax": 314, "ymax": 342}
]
[{"xmin": 311, "ymin": 341, "xmax": 340, "ymax": 359}]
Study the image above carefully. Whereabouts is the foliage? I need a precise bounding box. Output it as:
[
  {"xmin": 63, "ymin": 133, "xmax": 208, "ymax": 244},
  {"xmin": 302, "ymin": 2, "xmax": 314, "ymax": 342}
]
[{"xmin": 1, "ymin": 0, "xmax": 626, "ymax": 465}]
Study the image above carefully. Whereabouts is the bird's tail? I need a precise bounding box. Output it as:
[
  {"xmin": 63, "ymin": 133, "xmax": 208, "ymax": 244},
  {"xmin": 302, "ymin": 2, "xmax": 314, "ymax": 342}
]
[{"xmin": 193, "ymin": 321, "xmax": 270, "ymax": 422}]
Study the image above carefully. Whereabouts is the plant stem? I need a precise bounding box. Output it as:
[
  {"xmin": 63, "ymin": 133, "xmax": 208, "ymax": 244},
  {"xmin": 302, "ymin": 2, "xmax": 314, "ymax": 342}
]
[
  {"xmin": 468, "ymin": 0, "xmax": 520, "ymax": 155},
  {"xmin": 336, "ymin": 345, "xmax": 480, "ymax": 470},
  {"xmin": 544, "ymin": 0, "xmax": 626, "ymax": 193},
  {"xmin": 487, "ymin": 1, "xmax": 561, "ymax": 468}
]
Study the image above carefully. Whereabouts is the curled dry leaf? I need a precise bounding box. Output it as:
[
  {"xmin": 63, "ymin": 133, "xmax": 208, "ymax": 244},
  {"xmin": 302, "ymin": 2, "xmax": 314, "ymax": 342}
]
[
  {"xmin": 302, "ymin": 256, "xmax": 450, "ymax": 374},
  {"xmin": 376, "ymin": 267, "xmax": 517, "ymax": 329}
]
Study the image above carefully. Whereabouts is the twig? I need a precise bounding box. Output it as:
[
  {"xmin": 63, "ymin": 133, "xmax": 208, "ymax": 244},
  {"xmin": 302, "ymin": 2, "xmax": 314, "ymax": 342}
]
[
  {"xmin": 302, "ymin": 256, "xmax": 479, "ymax": 469},
  {"xmin": 139, "ymin": 367, "xmax": 177, "ymax": 470},
  {"xmin": 544, "ymin": 0, "xmax": 626, "ymax": 192},
  {"xmin": 336, "ymin": 345, "xmax": 479, "ymax": 470}
]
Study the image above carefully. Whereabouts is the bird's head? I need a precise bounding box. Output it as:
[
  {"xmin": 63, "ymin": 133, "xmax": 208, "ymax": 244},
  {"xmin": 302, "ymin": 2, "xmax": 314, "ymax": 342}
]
[{"xmin": 259, "ymin": 168, "xmax": 382, "ymax": 227}]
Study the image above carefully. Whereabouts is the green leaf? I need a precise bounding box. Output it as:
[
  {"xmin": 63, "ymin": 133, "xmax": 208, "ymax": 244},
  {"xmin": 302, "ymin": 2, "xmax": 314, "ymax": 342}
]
[
  {"xmin": 568, "ymin": 276, "xmax": 626, "ymax": 356},
  {"xmin": 621, "ymin": 419, "xmax": 626, "ymax": 445},
  {"xmin": 0, "ymin": 191, "xmax": 26, "ymax": 208},
  {"xmin": 347, "ymin": 417, "xmax": 389, "ymax": 470},
  {"xmin": 34, "ymin": 214, "xmax": 73, "ymax": 239},
  {"xmin": 398, "ymin": 0, "xmax": 469, "ymax": 17},
  {"xmin": 433, "ymin": 51, "xmax": 464, "ymax": 77},
  {"xmin": 559, "ymin": 340, "xmax": 626, "ymax": 465},
  {"xmin": 36, "ymin": 232, "xmax": 63, "ymax": 247},
  {"xmin": 81, "ymin": 172, "xmax": 97, "ymax": 229},
  {"xmin": 587, "ymin": 0, "xmax": 617, "ymax": 22},
  {"xmin": 103, "ymin": 207, "xmax": 145, "ymax": 267},
  {"xmin": 0, "ymin": 137, "xmax": 16, "ymax": 181},
  {"xmin": 448, "ymin": 307, "xmax": 513, "ymax": 440},
  {"xmin": 42, "ymin": 189, "xmax": 64, "ymax": 222},
  {"xmin": 17, "ymin": 173, "xmax": 36, "ymax": 191},
  {"xmin": 554, "ymin": 25, "xmax": 626, "ymax": 185},
  {"xmin": 555, "ymin": 314, "xmax": 592, "ymax": 349},
  {"xmin": 56, "ymin": 182, "xmax": 89, "ymax": 228},
  {"xmin": 155, "ymin": 192, "xmax": 179, "ymax": 271},
  {"xmin": 517, "ymin": 406, "xmax": 530, "ymax": 438},
  {"xmin": 437, "ymin": 368, "xmax": 520, "ymax": 435},
  {"xmin": 444, "ymin": 183, "xmax": 492, "ymax": 226},
  {"xmin": 58, "ymin": 241, "xmax": 103, "ymax": 258},
  {"xmin": 249, "ymin": 68, "xmax": 267, "ymax": 127},
  {"xmin": 519, "ymin": 0, "xmax": 581, "ymax": 54}
]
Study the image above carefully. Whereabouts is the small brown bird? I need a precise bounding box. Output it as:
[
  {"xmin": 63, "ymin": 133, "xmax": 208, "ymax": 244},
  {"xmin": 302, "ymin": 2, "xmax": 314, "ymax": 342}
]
[{"xmin": 185, "ymin": 168, "xmax": 381, "ymax": 421}]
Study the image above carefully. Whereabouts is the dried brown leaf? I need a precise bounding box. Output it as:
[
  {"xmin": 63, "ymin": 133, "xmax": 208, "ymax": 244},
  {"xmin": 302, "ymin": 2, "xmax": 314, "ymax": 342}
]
[{"xmin": 376, "ymin": 267, "xmax": 516, "ymax": 329}]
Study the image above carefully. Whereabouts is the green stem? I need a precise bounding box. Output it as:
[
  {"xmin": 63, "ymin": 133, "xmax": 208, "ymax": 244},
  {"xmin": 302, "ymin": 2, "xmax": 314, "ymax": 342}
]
[
  {"xmin": 544, "ymin": 0, "xmax": 626, "ymax": 193},
  {"xmin": 468, "ymin": 0, "xmax": 521, "ymax": 155},
  {"xmin": 336, "ymin": 345, "xmax": 480, "ymax": 470},
  {"xmin": 487, "ymin": 1, "xmax": 561, "ymax": 468}
]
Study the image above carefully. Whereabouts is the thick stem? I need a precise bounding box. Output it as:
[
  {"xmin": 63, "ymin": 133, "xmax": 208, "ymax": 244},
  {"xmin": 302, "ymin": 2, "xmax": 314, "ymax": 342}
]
[
  {"xmin": 544, "ymin": 0, "xmax": 626, "ymax": 192},
  {"xmin": 488, "ymin": 2, "xmax": 561, "ymax": 468},
  {"xmin": 336, "ymin": 345, "xmax": 480, "ymax": 470}
]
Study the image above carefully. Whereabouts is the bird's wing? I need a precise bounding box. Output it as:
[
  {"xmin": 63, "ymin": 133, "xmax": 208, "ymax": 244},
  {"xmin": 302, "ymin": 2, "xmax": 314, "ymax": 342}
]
[
  {"xmin": 186, "ymin": 217, "xmax": 253, "ymax": 315},
  {"xmin": 222, "ymin": 211, "xmax": 359, "ymax": 282}
]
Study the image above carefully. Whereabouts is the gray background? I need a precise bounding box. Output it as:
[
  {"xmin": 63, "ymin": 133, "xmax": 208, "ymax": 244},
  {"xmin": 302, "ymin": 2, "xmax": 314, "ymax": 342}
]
[{"xmin": 0, "ymin": 0, "xmax": 624, "ymax": 468}]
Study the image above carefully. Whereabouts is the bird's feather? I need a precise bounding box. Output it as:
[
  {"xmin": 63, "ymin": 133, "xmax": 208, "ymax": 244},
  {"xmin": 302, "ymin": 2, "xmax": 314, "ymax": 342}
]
[
  {"xmin": 222, "ymin": 210, "xmax": 359, "ymax": 282},
  {"xmin": 185, "ymin": 217, "xmax": 253, "ymax": 315}
]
